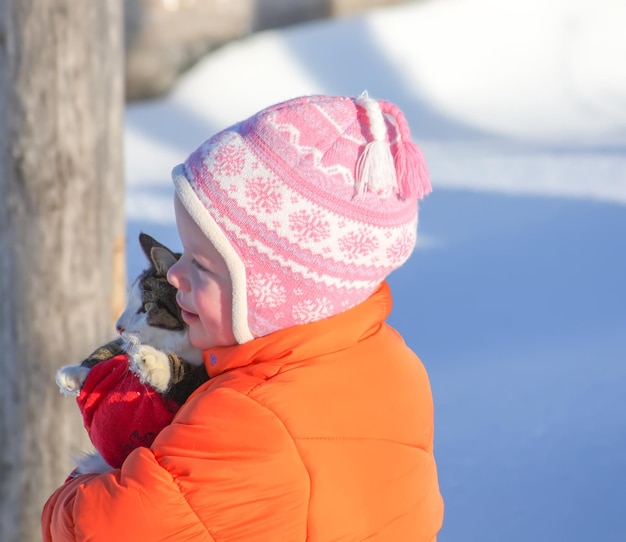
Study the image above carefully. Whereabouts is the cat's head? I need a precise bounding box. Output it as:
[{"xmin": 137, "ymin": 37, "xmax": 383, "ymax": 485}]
[{"xmin": 116, "ymin": 233, "xmax": 202, "ymax": 364}]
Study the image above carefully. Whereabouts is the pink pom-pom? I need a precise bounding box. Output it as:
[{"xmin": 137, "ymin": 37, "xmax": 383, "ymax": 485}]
[{"xmin": 393, "ymin": 140, "xmax": 431, "ymax": 200}]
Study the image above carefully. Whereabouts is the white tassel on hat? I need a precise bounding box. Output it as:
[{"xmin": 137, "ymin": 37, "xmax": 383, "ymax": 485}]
[{"xmin": 354, "ymin": 92, "xmax": 398, "ymax": 198}]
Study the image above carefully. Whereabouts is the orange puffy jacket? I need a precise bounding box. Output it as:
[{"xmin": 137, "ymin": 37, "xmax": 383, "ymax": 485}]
[{"xmin": 42, "ymin": 282, "xmax": 443, "ymax": 541}]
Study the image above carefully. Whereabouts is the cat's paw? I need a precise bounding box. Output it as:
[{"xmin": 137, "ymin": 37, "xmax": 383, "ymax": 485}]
[
  {"xmin": 73, "ymin": 449, "xmax": 112, "ymax": 475},
  {"xmin": 129, "ymin": 345, "xmax": 171, "ymax": 393},
  {"xmin": 56, "ymin": 365, "xmax": 91, "ymax": 396}
]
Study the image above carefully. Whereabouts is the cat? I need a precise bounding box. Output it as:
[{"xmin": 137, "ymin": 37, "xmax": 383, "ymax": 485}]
[{"xmin": 56, "ymin": 232, "xmax": 208, "ymax": 473}]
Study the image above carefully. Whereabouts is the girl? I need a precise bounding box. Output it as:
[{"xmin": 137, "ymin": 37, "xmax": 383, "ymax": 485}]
[{"xmin": 43, "ymin": 93, "xmax": 443, "ymax": 541}]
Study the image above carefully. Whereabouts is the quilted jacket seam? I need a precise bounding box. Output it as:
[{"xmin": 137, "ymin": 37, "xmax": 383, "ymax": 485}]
[
  {"xmin": 243, "ymin": 389, "xmax": 312, "ymax": 541},
  {"xmin": 153, "ymin": 450, "xmax": 217, "ymax": 542}
]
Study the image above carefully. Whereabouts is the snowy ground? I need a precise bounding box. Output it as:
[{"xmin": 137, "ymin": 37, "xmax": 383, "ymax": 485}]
[{"xmin": 124, "ymin": 0, "xmax": 626, "ymax": 540}]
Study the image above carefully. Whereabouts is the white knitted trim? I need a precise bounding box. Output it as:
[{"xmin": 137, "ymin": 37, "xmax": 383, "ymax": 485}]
[{"xmin": 172, "ymin": 164, "xmax": 254, "ymax": 344}]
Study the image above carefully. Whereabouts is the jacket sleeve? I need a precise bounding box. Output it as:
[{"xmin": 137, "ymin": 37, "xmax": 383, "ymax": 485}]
[{"xmin": 42, "ymin": 385, "xmax": 310, "ymax": 542}]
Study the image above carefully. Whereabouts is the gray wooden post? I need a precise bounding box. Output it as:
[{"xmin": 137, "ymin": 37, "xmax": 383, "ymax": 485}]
[{"xmin": 0, "ymin": 1, "xmax": 124, "ymax": 540}]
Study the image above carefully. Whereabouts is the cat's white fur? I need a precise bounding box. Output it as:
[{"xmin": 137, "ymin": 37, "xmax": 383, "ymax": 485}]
[{"xmin": 56, "ymin": 261, "xmax": 202, "ymax": 475}]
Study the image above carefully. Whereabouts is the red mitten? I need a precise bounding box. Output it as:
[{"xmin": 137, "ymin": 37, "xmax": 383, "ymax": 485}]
[{"xmin": 77, "ymin": 354, "xmax": 180, "ymax": 468}]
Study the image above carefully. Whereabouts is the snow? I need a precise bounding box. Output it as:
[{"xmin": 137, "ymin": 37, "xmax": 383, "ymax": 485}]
[{"xmin": 124, "ymin": 0, "xmax": 626, "ymax": 540}]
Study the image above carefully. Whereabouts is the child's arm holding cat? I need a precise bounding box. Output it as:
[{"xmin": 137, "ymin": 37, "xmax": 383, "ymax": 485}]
[
  {"xmin": 56, "ymin": 339, "xmax": 207, "ymax": 473},
  {"xmin": 43, "ymin": 375, "xmax": 306, "ymax": 542}
]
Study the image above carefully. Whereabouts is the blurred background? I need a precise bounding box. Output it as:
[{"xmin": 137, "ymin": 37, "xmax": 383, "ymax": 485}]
[
  {"xmin": 122, "ymin": 1, "xmax": 626, "ymax": 540},
  {"xmin": 1, "ymin": 1, "xmax": 624, "ymax": 540},
  {"xmin": 124, "ymin": 0, "xmax": 414, "ymax": 100}
]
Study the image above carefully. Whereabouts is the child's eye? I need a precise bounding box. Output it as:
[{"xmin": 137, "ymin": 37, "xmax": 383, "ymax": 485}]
[{"xmin": 192, "ymin": 259, "xmax": 210, "ymax": 273}]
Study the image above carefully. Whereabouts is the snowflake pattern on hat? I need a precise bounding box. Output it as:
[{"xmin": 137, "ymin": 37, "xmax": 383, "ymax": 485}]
[
  {"xmin": 213, "ymin": 140, "xmax": 246, "ymax": 177},
  {"xmin": 248, "ymin": 272, "xmax": 287, "ymax": 309},
  {"xmin": 173, "ymin": 94, "xmax": 429, "ymax": 341},
  {"xmin": 245, "ymin": 177, "xmax": 283, "ymax": 213}
]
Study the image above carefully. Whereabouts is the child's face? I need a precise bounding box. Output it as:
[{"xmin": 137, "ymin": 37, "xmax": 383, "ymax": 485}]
[{"xmin": 167, "ymin": 195, "xmax": 236, "ymax": 350}]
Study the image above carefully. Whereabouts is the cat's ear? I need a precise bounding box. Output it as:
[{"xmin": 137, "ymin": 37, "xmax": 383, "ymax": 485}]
[
  {"xmin": 139, "ymin": 233, "xmax": 179, "ymax": 275},
  {"xmin": 150, "ymin": 247, "xmax": 178, "ymax": 276},
  {"xmin": 139, "ymin": 232, "xmax": 163, "ymax": 260}
]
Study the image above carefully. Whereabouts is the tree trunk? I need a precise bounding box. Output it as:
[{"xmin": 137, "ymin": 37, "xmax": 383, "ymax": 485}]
[{"xmin": 0, "ymin": 1, "xmax": 124, "ymax": 540}]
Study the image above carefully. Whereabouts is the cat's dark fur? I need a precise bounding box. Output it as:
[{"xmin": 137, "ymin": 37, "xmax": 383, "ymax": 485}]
[{"xmin": 56, "ymin": 233, "xmax": 209, "ymax": 468}]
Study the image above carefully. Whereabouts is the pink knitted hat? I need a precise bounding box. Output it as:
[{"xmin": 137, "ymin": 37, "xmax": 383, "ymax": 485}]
[{"xmin": 172, "ymin": 93, "xmax": 431, "ymax": 343}]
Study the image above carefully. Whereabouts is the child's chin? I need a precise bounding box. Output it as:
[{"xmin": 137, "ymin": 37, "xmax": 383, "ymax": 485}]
[{"xmin": 188, "ymin": 330, "xmax": 211, "ymax": 351}]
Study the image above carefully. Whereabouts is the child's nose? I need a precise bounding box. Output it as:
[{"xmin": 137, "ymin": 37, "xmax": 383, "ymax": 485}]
[
  {"xmin": 167, "ymin": 261, "xmax": 186, "ymax": 291},
  {"xmin": 166, "ymin": 265, "xmax": 179, "ymax": 288}
]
